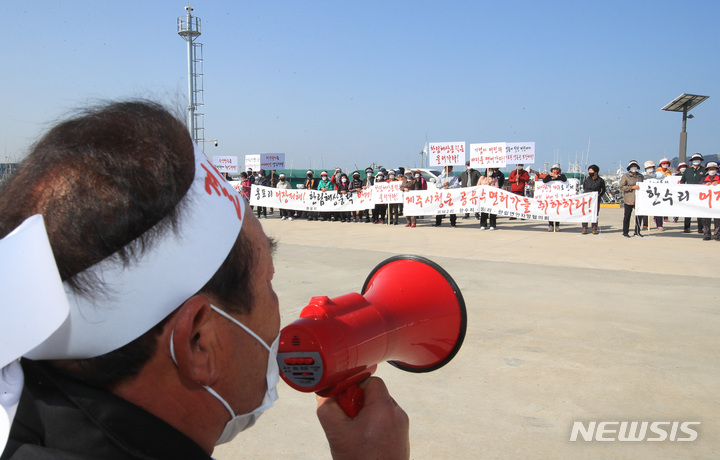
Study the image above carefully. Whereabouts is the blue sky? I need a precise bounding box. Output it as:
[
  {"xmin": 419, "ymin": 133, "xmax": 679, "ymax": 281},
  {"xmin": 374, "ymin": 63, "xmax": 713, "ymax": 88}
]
[{"xmin": 2, "ymin": 0, "xmax": 719, "ymax": 173}]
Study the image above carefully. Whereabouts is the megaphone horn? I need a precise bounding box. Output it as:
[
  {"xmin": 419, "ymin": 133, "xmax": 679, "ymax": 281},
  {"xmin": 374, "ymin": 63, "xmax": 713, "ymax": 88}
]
[{"xmin": 278, "ymin": 255, "xmax": 467, "ymax": 417}]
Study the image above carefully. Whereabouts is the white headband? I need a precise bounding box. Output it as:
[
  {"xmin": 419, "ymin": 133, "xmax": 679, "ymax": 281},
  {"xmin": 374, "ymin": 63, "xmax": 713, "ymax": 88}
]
[
  {"xmin": 25, "ymin": 143, "xmax": 245, "ymax": 360},
  {"xmin": 0, "ymin": 215, "xmax": 69, "ymax": 451}
]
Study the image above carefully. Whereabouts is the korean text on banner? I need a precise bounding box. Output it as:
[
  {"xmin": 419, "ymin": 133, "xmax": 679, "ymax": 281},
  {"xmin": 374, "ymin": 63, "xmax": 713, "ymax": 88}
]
[
  {"xmin": 429, "ymin": 142, "xmax": 466, "ymax": 167},
  {"xmin": 370, "ymin": 181, "xmax": 403, "ymax": 204},
  {"xmin": 636, "ymin": 183, "xmax": 720, "ymax": 219},
  {"xmin": 533, "ymin": 180, "xmax": 578, "ymax": 201},
  {"xmin": 249, "ymin": 185, "xmax": 370, "ymax": 212},
  {"xmin": 505, "ymin": 142, "xmax": 535, "ymax": 165},
  {"xmin": 403, "ymin": 186, "xmax": 598, "ymax": 223},
  {"xmin": 469, "ymin": 143, "xmax": 507, "ymax": 169},
  {"xmin": 260, "ymin": 153, "xmax": 285, "ymax": 169},
  {"xmin": 212, "ymin": 156, "xmax": 238, "ymax": 174},
  {"xmin": 245, "ymin": 154, "xmax": 260, "ymax": 172}
]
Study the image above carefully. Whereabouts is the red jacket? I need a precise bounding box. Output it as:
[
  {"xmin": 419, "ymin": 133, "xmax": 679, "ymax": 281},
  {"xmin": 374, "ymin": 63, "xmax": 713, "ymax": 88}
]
[
  {"xmin": 508, "ymin": 169, "xmax": 530, "ymax": 194},
  {"xmin": 702, "ymin": 174, "xmax": 720, "ymax": 185}
]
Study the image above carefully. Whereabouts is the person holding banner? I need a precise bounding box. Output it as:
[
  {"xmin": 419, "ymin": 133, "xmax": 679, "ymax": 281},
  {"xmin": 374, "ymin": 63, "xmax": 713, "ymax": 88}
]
[
  {"xmin": 434, "ymin": 165, "xmax": 460, "ymax": 227},
  {"xmin": 673, "ymin": 163, "xmax": 688, "ymax": 223},
  {"xmin": 460, "ymin": 161, "xmax": 481, "ymax": 220},
  {"xmin": 348, "ymin": 171, "xmax": 364, "ymax": 223},
  {"xmin": 372, "ymin": 170, "xmax": 388, "ymax": 224},
  {"xmin": 477, "ymin": 168, "xmax": 504, "ymax": 230},
  {"xmin": 276, "ymin": 173, "xmax": 294, "ymax": 221},
  {"xmin": 317, "ymin": 171, "xmax": 334, "ymax": 221},
  {"xmin": 680, "ymin": 153, "xmax": 707, "ymax": 234},
  {"xmin": 304, "ymin": 170, "xmax": 319, "ymax": 221},
  {"xmin": 508, "ymin": 164, "xmax": 530, "ymax": 221},
  {"xmin": 387, "ymin": 170, "xmax": 402, "ymax": 225},
  {"xmin": 336, "ymin": 173, "xmax": 351, "ymax": 223},
  {"xmin": 255, "ymin": 169, "xmax": 270, "ymax": 219},
  {"xmin": 581, "ymin": 165, "xmax": 606, "ymax": 235},
  {"xmin": 700, "ymin": 161, "xmax": 720, "ymax": 241},
  {"xmin": 542, "ymin": 164, "xmax": 567, "ymax": 232},
  {"xmin": 402, "ymin": 169, "xmax": 425, "ymax": 228},
  {"xmin": 362, "ymin": 168, "xmax": 375, "ymax": 223},
  {"xmin": 640, "ymin": 161, "xmax": 664, "ymax": 232},
  {"xmin": 619, "ymin": 160, "xmax": 644, "ymax": 238}
]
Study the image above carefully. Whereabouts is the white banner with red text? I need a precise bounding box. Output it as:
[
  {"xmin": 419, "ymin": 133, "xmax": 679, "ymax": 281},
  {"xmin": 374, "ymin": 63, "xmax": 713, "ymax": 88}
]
[
  {"xmin": 250, "ymin": 185, "xmax": 371, "ymax": 212},
  {"xmin": 251, "ymin": 184, "xmax": 600, "ymax": 222},
  {"xmin": 403, "ymin": 186, "xmax": 598, "ymax": 222},
  {"xmin": 636, "ymin": 183, "xmax": 720, "ymax": 218}
]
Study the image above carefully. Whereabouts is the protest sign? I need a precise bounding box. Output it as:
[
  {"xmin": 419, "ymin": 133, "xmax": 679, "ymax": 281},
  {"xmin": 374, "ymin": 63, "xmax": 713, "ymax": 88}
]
[
  {"xmin": 403, "ymin": 186, "xmax": 598, "ymax": 223},
  {"xmin": 636, "ymin": 183, "xmax": 720, "ymax": 218},
  {"xmin": 469, "ymin": 143, "xmax": 507, "ymax": 169},
  {"xmin": 370, "ymin": 181, "xmax": 403, "ymax": 204},
  {"xmin": 261, "ymin": 153, "xmax": 285, "ymax": 169},
  {"xmin": 245, "ymin": 154, "xmax": 260, "ymax": 171},
  {"xmin": 505, "ymin": 142, "xmax": 535, "ymax": 165},
  {"xmin": 429, "ymin": 142, "xmax": 466, "ymax": 167},
  {"xmin": 533, "ymin": 180, "xmax": 577, "ymax": 201},
  {"xmin": 212, "ymin": 156, "xmax": 238, "ymax": 174}
]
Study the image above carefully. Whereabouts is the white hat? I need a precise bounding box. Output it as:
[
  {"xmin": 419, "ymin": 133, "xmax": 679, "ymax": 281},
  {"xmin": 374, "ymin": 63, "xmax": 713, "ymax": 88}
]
[
  {"xmin": 25, "ymin": 143, "xmax": 245, "ymax": 360},
  {"xmin": 551, "ymin": 163, "xmax": 561, "ymax": 170},
  {"xmin": 706, "ymin": 161, "xmax": 718, "ymax": 169},
  {"xmin": 0, "ymin": 215, "xmax": 70, "ymax": 451},
  {"xmin": 644, "ymin": 160, "xmax": 656, "ymax": 169}
]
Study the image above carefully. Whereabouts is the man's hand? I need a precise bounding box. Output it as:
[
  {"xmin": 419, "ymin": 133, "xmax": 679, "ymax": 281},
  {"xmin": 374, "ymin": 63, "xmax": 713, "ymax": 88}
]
[{"xmin": 316, "ymin": 377, "xmax": 410, "ymax": 460}]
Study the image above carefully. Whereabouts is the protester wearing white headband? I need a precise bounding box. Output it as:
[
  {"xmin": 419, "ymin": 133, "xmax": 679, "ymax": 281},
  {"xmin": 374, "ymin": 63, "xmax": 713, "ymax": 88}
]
[
  {"xmin": 0, "ymin": 216, "xmax": 69, "ymax": 455},
  {"xmin": 0, "ymin": 101, "xmax": 409, "ymax": 460}
]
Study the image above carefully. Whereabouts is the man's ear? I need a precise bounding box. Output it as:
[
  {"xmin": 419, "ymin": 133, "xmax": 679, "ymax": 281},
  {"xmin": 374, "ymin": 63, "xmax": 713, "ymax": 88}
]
[{"xmin": 170, "ymin": 295, "xmax": 219, "ymax": 386}]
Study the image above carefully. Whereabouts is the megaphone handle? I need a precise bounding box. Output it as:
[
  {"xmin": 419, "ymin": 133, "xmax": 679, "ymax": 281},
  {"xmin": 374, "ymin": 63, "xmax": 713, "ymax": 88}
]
[{"xmin": 335, "ymin": 384, "xmax": 364, "ymax": 418}]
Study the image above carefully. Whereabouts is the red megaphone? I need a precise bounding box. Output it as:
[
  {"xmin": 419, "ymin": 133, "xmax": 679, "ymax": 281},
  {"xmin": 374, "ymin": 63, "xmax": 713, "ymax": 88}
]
[{"xmin": 277, "ymin": 255, "xmax": 466, "ymax": 417}]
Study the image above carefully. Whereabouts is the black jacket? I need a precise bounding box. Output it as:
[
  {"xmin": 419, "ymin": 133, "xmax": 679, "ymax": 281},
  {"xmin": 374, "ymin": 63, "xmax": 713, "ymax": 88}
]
[
  {"xmin": 583, "ymin": 175, "xmax": 606, "ymax": 195},
  {"xmin": 2, "ymin": 360, "xmax": 211, "ymax": 460}
]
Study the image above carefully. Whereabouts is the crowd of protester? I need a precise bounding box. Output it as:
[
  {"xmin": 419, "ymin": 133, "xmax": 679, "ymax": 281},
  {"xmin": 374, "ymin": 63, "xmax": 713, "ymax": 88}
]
[{"xmin": 233, "ymin": 154, "xmax": 719, "ymax": 240}]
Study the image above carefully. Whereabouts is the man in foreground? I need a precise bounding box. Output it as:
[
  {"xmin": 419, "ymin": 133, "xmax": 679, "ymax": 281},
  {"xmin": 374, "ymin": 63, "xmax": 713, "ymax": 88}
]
[{"xmin": 0, "ymin": 100, "xmax": 409, "ymax": 459}]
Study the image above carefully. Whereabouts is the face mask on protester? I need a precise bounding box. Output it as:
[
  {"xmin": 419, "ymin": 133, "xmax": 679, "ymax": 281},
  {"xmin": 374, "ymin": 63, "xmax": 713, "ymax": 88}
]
[
  {"xmin": 630, "ymin": 167, "xmax": 639, "ymax": 173},
  {"xmin": 280, "ymin": 178, "xmax": 286, "ymax": 182},
  {"xmin": 708, "ymin": 170, "xmax": 718, "ymax": 176},
  {"xmin": 646, "ymin": 168, "xmax": 655, "ymax": 174},
  {"xmin": 414, "ymin": 174, "xmax": 420, "ymax": 178},
  {"xmin": 693, "ymin": 160, "xmax": 702, "ymax": 166},
  {"xmin": 321, "ymin": 176, "xmax": 327, "ymax": 180},
  {"xmin": 679, "ymin": 167, "xmax": 687, "ymax": 173},
  {"xmin": 170, "ymin": 306, "xmax": 279, "ymax": 445},
  {"xmin": 341, "ymin": 178, "xmax": 347, "ymax": 183}
]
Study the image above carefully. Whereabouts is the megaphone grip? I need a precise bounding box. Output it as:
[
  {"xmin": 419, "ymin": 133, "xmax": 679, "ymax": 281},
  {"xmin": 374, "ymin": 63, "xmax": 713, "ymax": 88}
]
[{"xmin": 335, "ymin": 384, "xmax": 364, "ymax": 418}]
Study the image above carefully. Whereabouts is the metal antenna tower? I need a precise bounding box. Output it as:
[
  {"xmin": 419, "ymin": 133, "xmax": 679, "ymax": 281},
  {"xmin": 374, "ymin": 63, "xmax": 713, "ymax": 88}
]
[{"xmin": 177, "ymin": 6, "xmax": 205, "ymax": 144}]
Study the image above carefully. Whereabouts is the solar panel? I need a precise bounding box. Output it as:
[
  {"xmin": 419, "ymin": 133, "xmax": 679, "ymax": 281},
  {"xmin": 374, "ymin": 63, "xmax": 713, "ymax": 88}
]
[{"xmin": 661, "ymin": 93, "xmax": 709, "ymax": 112}]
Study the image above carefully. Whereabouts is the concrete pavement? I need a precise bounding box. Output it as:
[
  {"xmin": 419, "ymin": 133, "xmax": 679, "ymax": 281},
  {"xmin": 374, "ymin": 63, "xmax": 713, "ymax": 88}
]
[{"xmin": 214, "ymin": 208, "xmax": 719, "ymax": 459}]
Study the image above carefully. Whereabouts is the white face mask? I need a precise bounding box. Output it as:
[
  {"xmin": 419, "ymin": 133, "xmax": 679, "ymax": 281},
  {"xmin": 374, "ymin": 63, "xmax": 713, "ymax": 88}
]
[
  {"xmin": 341, "ymin": 178, "xmax": 347, "ymax": 183},
  {"xmin": 709, "ymin": 170, "xmax": 717, "ymax": 176},
  {"xmin": 679, "ymin": 167, "xmax": 687, "ymax": 173},
  {"xmin": 414, "ymin": 174, "xmax": 420, "ymax": 178},
  {"xmin": 646, "ymin": 168, "xmax": 655, "ymax": 174},
  {"xmin": 170, "ymin": 305, "xmax": 279, "ymax": 445},
  {"xmin": 693, "ymin": 160, "xmax": 702, "ymax": 166},
  {"xmin": 630, "ymin": 167, "xmax": 639, "ymax": 173}
]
